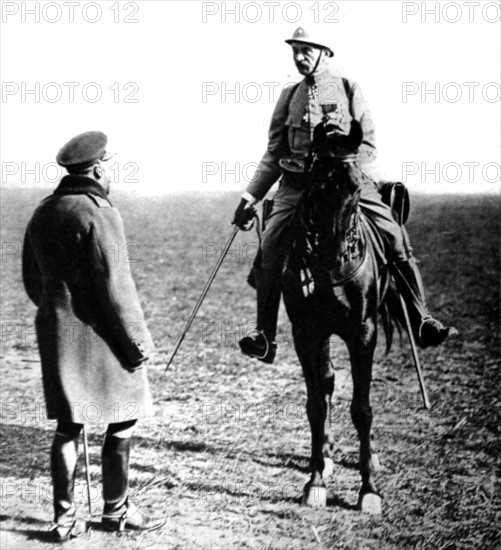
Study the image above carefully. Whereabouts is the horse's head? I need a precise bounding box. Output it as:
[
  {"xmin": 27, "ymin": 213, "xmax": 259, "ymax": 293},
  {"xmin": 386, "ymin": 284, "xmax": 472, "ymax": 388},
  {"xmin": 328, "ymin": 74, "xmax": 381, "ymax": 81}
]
[
  {"xmin": 312, "ymin": 118, "xmax": 364, "ymax": 161},
  {"xmin": 304, "ymin": 120, "xmax": 365, "ymax": 269}
]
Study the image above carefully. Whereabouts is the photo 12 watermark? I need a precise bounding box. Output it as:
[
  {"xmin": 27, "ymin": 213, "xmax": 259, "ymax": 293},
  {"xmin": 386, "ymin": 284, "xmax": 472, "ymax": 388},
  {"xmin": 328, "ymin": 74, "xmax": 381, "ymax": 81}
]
[
  {"xmin": 1, "ymin": 161, "xmax": 140, "ymax": 185},
  {"xmin": 201, "ymin": 400, "xmax": 305, "ymax": 425},
  {"xmin": 0, "ymin": 401, "xmax": 49, "ymax": 424},
  {"xmin": 1, "ymin": 238, "xmax": 140, "ymax": 264},
  {"xmin": 384, "ymin": 397, "xmax": 447, "ymax": 431},
  {"xmin": 1, "ymin": 82, "xmax": 140, "ymax": 104},
  {"xmin": 411, "ymin": 237, "xmax": 463, "ymax": 262},
  {"xmin": 202, "ymin": 161, "xmax": 260, "ymax": 184},
  {"xmin": 203, "ymin": 81, "xmax": 282, "ymax": 104},
  {"xmin": 1, "ymin": 241, "xmax": 21, "ymax": 263},
  {"xmin": 0, "ymin": 399, "xmax": 140, "ymax": 424},
  {"xmin": 401, "ymin": 1, "xmax": 500, "ymax": 23},
  {"xmin": 401, "ymin": 161, "xmax": 500, "ymax": 186},
  {"xmin": 200, "ymin": 479, "xmax": 303, "ymax": 505},
  {"xmin": 402, "ymin": 82, "xmax": 501, "ymax": 103},
  {"xmin": 202, "ymin": 239, "xmax": 259, "ymax": 264},
  {"xmin": 202, "ymin": 80, "xmax": 351, "ymax": 104},
  {"xmin": 1, "ymin": 320, "xmax": 144, "ymax": 348},
  {"xmin": 201, "ymin": 1, "xmax": 340, "ymax": 24},
  {"xmin": 200, "ymin": 320, "xmax": 294, "ymax": 345},
  {"xmin": 0, "ymin": 479, "xmax": 107, "ymax": 505},
  {"xmin": 1, "ymin": 1, "xmax": 140, "ymax": 24}
]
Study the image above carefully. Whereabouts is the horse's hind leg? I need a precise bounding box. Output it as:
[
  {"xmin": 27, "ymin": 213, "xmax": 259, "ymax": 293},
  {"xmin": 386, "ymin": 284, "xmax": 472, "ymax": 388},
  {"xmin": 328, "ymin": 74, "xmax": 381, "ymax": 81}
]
[
  {"xmin": 293, "ymin": 329, "xmax": 334, "ymax": 507},
  {"xmin": 347, "ymin": 321, "xmax": 382, "ymax": 514}
]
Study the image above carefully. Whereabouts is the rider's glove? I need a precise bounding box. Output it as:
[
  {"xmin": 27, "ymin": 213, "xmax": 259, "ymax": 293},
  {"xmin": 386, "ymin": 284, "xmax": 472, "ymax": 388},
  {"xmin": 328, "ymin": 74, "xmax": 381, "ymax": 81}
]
[{"xmin": 232, "ymin": 198, "xmax": 256, "ymax": 231}]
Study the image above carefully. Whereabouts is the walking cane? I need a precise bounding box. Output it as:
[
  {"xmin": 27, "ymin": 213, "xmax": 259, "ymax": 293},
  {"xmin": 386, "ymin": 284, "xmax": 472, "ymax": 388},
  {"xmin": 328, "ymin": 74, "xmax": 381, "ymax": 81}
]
[
  {"xmin": 397, "ymin": 292, "xmax": 431, "ymax": 410},
  {"xmin": 82, "ymin": 425, "xmax": 93, "ymax": 516},
  {"xmin": 164, "ymin": 225, "xmax": 239, "ymax": 373}
]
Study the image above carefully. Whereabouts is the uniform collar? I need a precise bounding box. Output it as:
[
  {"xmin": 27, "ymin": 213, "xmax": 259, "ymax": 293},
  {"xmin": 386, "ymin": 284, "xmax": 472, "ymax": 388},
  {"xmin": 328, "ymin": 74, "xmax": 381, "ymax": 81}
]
[
  {"xmin": 305, "ymin": 64, "xmax": 335, "ymax": 86},
  {"xmin": 54, "ymin": 175, "xmax": 111, "ymax": 205}
]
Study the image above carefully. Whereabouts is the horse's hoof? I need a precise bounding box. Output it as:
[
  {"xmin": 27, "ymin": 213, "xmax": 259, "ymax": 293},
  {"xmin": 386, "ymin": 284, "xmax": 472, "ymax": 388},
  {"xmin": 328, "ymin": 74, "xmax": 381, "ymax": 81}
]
[
  {"xmin": 323, "ymin": 457, "xmax": 334, "ymax": 479},
  {"xmin": 371, "ymin": 454, "xmax": 381, "ymax": 473},
  {"xmin": 302, "ymin": 485, "xmax": 327, "ymax": 508},
  {"xmin": 359, "ymin": 493, "xmax": 382, "ymax": 515}
]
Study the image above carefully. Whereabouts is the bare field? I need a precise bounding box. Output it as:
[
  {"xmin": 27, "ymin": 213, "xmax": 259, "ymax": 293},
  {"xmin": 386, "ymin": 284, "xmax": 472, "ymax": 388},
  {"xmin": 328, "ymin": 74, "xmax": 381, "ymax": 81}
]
[{"xmin": 0, "ymin": 188, "xmax": 499, "ymax": 549}]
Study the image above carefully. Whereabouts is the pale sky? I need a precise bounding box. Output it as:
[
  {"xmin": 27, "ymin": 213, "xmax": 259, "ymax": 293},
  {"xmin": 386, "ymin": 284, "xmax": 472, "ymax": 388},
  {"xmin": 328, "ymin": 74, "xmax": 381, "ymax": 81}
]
[{"xmin": 1, "ymin": 0, "xmax": 500, "ymax": 194}]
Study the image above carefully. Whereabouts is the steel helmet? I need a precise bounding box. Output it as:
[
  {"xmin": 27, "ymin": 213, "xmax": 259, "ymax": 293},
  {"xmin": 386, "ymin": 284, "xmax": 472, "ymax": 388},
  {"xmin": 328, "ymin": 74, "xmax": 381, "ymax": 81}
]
[{"xmin": 285, "ymin": 27, "xmax": 334, "ymax": 57}]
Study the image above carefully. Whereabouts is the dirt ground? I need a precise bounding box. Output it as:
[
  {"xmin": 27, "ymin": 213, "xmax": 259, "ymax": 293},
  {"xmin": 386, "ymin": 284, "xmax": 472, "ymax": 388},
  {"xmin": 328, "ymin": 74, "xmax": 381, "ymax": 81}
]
[{"xmin": 1, "ymin": 189, "xmax": 499, "ymax": 549}]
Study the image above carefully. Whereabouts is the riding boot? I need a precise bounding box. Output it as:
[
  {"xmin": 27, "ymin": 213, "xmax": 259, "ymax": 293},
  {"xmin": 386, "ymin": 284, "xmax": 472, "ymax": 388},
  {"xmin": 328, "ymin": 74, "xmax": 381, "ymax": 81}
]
[
  {"xmin": 101, "ymin": 435, "xmax": 165, "ymax": 532},
  {"xmin": 393, "ymin": 258, "xmax": 457, "ymax": 348},
  {"xmin": 50, "ymin": 434, "xmax": 86, "ymax": 542},
  {"xmin": 239, "ymin": 267, "xmax": 281, "ymax": 363}
]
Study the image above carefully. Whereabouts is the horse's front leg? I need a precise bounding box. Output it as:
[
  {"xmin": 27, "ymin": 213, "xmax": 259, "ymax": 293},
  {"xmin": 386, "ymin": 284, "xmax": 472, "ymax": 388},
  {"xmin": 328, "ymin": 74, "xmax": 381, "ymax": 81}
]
[
  {"xmin": 320, "ymin": 338, "xmax": 335, "ymax": 479},
  {"xmin": 347, "ymin": 318, "xmax": 382, "ymax": 514},
  {"xmin": 293, "ymin": 328, "xmax": 334, "ymax": 508}
]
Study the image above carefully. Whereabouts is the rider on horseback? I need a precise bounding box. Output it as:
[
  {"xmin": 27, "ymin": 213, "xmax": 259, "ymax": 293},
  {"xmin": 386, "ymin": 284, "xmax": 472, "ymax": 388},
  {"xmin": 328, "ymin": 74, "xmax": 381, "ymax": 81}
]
[{"xmin": 232, "ymin": 27, "xmax": 457, "ymax": 364}]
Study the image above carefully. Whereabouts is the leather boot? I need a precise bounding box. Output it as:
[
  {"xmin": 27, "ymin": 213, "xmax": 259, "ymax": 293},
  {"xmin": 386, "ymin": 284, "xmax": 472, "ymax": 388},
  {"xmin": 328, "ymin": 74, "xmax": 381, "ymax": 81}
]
[
  {"xmin": 393, "ymin": 259, "xmax": 457, "ymax": 348},
  {"xmin": 50, "ymin": 434, "xmax": 86, "ymax": 542},
  {"xmin": 101, "ymin": 435, "xmax": 165, "ymax": 532},
  {"xmin": 239, "ymin": 267, "xmax": 281, "ymax": 363}
]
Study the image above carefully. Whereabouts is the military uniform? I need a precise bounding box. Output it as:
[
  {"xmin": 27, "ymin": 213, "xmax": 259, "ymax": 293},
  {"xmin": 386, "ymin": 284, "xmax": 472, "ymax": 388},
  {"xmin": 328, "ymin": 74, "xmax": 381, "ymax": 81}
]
[
  {"xmin": 246, "ymin": 69, "xmax": 407, "ymax": 270},
  {"xmin": 22, "ymin": 131, "xmax": 164, "ymax": 540},
  {"xmin": 23, "ymin": 175, "xmax": 154, "ymax": 424},
  {"xmin": 235, "ymin": 28, "xmax": 456, "ymax": 363}
]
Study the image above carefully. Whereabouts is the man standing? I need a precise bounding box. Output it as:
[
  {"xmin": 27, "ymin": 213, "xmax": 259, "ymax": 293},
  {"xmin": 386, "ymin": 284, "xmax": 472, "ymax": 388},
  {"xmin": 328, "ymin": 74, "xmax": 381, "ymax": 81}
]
[
  {"xmin": 232, "ymin": 28, "xmax": 456, "ymax": 363},
  {"xmin": 22, "ymin": 131, "xmax": 165, "ymax": 540}
]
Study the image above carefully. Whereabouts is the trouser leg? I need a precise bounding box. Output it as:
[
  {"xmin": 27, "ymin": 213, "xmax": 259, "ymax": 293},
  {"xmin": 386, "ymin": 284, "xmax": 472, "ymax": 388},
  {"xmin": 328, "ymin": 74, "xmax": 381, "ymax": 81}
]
[
  {"xmin": 392, "ymin": 256, "xmax": 457, "ymax": 347},
  {"xmin": 360, "ymin": 181, "xmax": 456, "ymax": 347},
  {"xmin": 240, "ymin": 198, "xmax": 297, "ymax": 363},
  {"xmin": 359, "ymin": 180, "xmax": 407, "ymax": 261},
  {"xmin": 360, "ymin": 181, "xmax": 425, "ymax": 319},
  {"xmin": 392, "ymin": 258, "xmax": 430, "ymax": 333},
  {"xmin": 258, "ymin": 198, "xmax": 298, "ymax": 338}
]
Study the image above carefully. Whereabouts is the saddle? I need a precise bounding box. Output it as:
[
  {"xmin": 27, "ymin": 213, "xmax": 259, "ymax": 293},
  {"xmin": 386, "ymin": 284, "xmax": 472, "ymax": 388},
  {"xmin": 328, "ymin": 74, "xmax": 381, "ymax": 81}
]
[
  {"xmin": 283, "ymin": 181, "xmax": 408, "ymax": 298},
  {"xmin": 293, "ymin": 205, "xmax": 387, "ymax": 298},
  {"xmin": 378, "ymin": 181, "xmax": 410, "ymax": 226},
  {"xmin": 248, "ymin": 181, "xmax": 410, "ymax": 297}
]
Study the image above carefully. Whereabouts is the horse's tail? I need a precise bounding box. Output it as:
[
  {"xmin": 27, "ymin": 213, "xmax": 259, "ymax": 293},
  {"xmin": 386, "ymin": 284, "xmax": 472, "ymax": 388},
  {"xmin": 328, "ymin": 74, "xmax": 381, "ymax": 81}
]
[{"xmin": 379, "ymin": 276, "xmax": 406, "ymax": 354}]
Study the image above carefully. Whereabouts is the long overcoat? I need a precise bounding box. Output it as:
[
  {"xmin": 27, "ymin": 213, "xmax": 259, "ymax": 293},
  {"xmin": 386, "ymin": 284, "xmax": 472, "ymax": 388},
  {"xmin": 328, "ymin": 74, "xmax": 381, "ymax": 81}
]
[{"xmin": 22, "ymin": 176, "xmax": 154, "ymax": 424}]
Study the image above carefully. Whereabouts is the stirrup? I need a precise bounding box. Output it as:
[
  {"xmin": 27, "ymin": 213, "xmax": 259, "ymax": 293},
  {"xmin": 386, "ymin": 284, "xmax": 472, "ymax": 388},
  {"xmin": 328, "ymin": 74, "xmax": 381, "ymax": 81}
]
[
  {"xmin": 239, "ymin": 330, "xmax": 277, "ymax": 364},
  {"xmin": 247, "ymin": 329, "xmax": 271, "ymax": 359},
  {"xmin": 419, "ymin": 317, "xmax": 458, "ymax": 348}
]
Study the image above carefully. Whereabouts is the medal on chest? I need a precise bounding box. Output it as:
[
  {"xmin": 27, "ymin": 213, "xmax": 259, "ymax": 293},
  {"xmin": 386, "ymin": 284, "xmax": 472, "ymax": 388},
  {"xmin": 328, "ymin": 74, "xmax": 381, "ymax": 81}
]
[{"xmin": 302, "ymin": 86, "xmax": 345, "ymax": 129}]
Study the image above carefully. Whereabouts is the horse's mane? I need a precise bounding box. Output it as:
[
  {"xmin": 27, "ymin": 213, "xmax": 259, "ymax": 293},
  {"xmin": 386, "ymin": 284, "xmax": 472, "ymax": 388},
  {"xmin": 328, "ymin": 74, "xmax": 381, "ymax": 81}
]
[{"xmin": 298, "ymin": 119, "xmax": 407, "ymax": 353}]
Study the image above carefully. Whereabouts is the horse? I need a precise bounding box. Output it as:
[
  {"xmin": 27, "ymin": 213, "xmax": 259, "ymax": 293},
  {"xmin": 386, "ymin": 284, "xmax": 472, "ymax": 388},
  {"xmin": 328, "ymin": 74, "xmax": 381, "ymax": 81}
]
[{"xmin": 281, "ymin": 120, "xmax": 398, "ymax": 514}]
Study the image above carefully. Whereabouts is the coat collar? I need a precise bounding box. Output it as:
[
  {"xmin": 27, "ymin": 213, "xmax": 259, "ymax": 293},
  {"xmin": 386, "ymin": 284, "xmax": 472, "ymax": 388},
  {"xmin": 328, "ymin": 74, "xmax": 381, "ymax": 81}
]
[{"xmin": 54, "ymin": 175, "xmax": 112, "ymax": 205}]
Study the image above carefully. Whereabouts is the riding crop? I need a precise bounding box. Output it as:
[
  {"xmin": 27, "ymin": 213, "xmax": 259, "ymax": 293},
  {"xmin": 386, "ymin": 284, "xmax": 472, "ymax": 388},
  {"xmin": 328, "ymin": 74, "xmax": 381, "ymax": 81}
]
[{"xmin": 164, "ymin": 225, "xmax": 239, "ymax": 372}]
